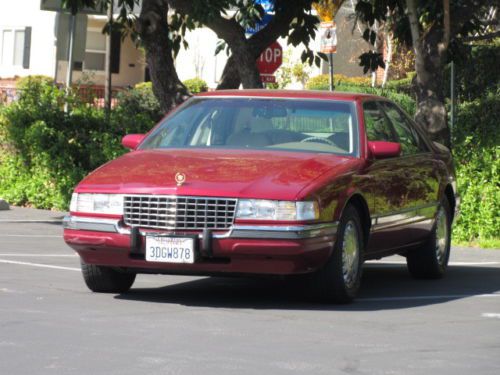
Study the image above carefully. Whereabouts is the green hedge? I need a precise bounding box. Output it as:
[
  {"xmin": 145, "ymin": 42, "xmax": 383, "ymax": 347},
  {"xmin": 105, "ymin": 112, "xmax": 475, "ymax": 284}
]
[
  {"xmin": 452, "ymin": 91, "xmax": 499, "ymax": 246},
  {"xmin": 0, "ymin": 80, "xmax": 158, "ymax": 210},
  {"xmin": 306, "ymin": 74, "xmax": 416, "ymax": 116},
  {"xmin": 183, "ymin": 77, "xmax": 208, "ymax": 94}
]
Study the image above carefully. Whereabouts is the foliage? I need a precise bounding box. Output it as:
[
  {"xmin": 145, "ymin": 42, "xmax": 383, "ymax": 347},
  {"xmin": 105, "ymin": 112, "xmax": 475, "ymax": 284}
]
[
  {"xmin": 183, "ymin": 78, "xmax": 208, "ymax": 94},
  {"xmin": 384, "ymin": 72, "xmax": 415, "ymax": 95},
  {"xmin": 354, "ymin": 0, "xmax": 496, "ymax": 74},
  {"xmin": 306, "ymin": 74, "xmax": 416, "ymax": 115},
  {"xmin": 0, "ymin": 77, "xmax": 157, "ymax": 210},
  {"xmin": 452, "ymin": 91, "xmax": 499, "ymax": 246},
  {"xmin": 447, "ymin": 41, "xmax": 500, "ymax": 102},
  {"xmin": 15, "ymin": 75, "xmax": 54, "ymax": 90},
  {"xmin": 115, "ymin": 82, "xmax": 164, "ymax": 125}
]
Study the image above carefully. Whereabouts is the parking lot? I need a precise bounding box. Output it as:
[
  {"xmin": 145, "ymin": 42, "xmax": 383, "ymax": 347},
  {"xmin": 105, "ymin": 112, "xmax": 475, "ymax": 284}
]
[{"xmin": 1, "ymin": 208, "xmax": 499, "ymax": 375}]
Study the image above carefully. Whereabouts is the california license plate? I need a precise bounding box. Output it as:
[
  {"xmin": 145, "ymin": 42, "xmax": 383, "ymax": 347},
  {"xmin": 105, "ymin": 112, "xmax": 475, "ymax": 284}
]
[{"xmin": 145, "ymin": 235, "xmax": 195, "ymax": 264}]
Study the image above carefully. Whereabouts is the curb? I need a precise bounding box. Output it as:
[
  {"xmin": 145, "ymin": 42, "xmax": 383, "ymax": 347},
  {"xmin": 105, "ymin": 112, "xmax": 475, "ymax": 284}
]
[{"xmin": 0, "ymin": 199, "xmax": 9, "ymax": 211}]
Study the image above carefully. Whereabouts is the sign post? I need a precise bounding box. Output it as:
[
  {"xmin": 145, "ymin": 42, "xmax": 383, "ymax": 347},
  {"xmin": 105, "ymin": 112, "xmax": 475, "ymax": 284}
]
[
  {"xmin": 256, "ymin": 41, "xmax": 283, "ymax": 85},
  {"xmin": 319, "ymin": 21, "xmax": 337, "ymax": 91},
  {"xmin": 312, "ymin": 0, "xmax": 345, "ymax": 91}
]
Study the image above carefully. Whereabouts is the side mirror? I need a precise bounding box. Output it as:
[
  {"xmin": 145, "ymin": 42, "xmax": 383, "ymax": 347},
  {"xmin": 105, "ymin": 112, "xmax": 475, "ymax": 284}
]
[
  {"xmin": 368, "ymin": 141, "xmax": 401, "ymax": 159},
  {"xmin": 121, "ymin": 134, "xmax": 146, "ymax": 150}
]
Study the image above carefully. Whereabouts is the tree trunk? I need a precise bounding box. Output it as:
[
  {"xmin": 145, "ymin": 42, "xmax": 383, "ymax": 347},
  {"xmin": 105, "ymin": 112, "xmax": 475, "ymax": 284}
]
[
  {"xmin": 412, "ymin": 25, "xmax": 450, "ymax": 148},
  {"xmin": 406, "ymin": 0, "xmax": 450, "ymax": 148},
  {"xmin": 136, "ymin": 0, "xmax": 190, "ymax": 112},
  {"xmin": 217, "ymin": 55, "xmax": 241, "ymax": 89}
]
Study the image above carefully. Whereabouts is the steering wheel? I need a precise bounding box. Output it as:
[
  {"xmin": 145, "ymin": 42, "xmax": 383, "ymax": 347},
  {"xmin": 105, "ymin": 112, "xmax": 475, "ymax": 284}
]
[{"xmin": 300, "ymin": 136, "xmax": 336, "ymax": 146}]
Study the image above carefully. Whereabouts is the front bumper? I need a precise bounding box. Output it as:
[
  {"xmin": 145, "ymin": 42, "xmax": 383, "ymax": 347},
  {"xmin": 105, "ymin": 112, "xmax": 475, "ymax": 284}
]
[{"xmin": 63, "ymin": 215, "xmax": 338, "ymax": 275}]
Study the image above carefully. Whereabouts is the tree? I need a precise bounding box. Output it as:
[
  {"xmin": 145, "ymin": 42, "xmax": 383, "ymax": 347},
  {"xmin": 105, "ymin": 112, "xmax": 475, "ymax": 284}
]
[
  {"xmin": 355, "ymin": 0, "xmax": 497, "ymax": 147},
  {"xmin": 167, "ymin": 0, "xmax": 326, "ymax": 90},
  {"xmin": 136, "ymin": 0, "xmax": 190, "ymax": 112}
]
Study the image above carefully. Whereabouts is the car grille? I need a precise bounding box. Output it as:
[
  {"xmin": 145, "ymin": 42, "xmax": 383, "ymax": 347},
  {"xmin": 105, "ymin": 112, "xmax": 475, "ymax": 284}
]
[{"xmin": 123, "ymin": 195, "xmax": 238, "ymax": 230}]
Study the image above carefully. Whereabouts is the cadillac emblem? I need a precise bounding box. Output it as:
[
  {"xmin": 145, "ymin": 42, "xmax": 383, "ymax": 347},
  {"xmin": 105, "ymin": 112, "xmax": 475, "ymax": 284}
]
[{"xmin": 175, "ymin": 172, "xmax": 186, "ymax": 186}]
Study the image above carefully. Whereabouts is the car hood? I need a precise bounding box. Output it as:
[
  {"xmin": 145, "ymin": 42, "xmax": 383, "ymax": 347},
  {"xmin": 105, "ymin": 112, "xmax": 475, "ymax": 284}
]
[{"xmin": 77, "ymin": 148, "xmax": 358, "ymax": 200}]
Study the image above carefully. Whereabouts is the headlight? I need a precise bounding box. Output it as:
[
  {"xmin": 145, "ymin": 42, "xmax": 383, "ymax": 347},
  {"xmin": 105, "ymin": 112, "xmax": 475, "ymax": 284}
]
[
  {"xmin": 70, "ymin": 193, "xmax": 124, "ymax": 215},
  {"xmin": 236, "ymin": 200, "xmax": 319, "ymax": 221}
]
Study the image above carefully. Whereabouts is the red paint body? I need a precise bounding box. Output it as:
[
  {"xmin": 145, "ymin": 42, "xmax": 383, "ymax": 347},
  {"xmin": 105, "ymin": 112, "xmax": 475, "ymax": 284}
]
[{"xmin": 64, "ymin": 90, "xmax": 458, "ymax": 277}]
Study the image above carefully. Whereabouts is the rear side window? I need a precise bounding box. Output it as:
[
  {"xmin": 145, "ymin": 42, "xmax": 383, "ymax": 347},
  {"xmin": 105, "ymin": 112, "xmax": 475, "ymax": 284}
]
[
  {"xmin": 362, "ymin": 101, "xmax": 397, "ymax": 142},
  {"xmin": 380, "ymin": 102, "xmax": 427, "ymax": 154}
]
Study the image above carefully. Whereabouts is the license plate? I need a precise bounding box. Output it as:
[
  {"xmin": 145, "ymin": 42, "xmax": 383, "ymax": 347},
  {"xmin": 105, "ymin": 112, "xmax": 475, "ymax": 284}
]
[{"xmin": 145, "ymin": 236, "xmax": 195, "ymax": 264}]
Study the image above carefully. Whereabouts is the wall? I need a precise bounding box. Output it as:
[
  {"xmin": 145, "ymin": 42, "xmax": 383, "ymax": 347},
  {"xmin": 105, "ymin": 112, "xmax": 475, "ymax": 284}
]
[
  {"xmin": 56, "ymin": 16, "xmax": 145, "ymax": 88},
  {"xmin": 0, "ymin": 0, "xmax": 58, "ymax": 81}
]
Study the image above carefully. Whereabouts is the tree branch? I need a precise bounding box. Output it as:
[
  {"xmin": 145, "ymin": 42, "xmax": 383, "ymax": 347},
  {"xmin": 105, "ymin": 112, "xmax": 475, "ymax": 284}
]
[{"xmin": 461, "ymin": 30, "xmax": 500, "ymax": 42}]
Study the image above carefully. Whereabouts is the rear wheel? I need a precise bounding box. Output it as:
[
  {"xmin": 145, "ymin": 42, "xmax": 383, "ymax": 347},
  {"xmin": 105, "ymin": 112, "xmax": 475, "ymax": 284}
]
[
  {"xmin": 406, "ymin": 199, "xmax": 451, "ymax": 279},
  {"xmin": 81, "ymin": 262, "xmax": 136, "ymax": 293},
  {"xmin": 309, "ymin": 205, "xmax": 364, "ymax": 303}
]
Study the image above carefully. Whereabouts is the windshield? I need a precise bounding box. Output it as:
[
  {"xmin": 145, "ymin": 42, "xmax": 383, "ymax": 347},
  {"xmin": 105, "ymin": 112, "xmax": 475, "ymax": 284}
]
[{"xmin": 139, "ymin": 97, "xmax": 359, "ymax": 156}]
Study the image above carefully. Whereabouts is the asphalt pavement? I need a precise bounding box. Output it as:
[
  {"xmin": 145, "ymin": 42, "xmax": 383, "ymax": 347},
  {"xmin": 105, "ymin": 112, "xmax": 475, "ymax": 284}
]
[{"xmin": 1, "ymin": 206, "xmax": 499, "ymax": 375}]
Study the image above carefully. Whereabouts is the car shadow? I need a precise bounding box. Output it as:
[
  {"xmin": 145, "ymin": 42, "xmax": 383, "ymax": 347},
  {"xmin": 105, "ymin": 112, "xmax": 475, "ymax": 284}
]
[{"xmin": 115, "ymin": 263, "xmax": 500, "ymax": 311}]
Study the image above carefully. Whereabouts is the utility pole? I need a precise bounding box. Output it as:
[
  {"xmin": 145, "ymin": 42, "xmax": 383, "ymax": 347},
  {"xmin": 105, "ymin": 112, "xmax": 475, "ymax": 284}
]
[
  {"xmin": 104, "ymin": 0, "xmax": 114, "ymax": 119},
  {"xmin": 64, "ymin": 12, "xmax": 76, "ymax": 112}
]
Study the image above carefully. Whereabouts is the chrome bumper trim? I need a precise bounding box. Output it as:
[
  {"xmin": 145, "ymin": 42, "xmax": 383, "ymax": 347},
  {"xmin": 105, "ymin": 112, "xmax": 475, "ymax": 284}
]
[{"xmin": 63, "ymin": 215, "xmax": 338, "ymax": 240}]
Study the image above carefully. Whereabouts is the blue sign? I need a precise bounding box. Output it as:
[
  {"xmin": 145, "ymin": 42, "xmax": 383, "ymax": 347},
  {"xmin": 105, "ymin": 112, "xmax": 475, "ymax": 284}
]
[
  {"xmin": 256, "ymin": 0, "xmax": 274, "ymax": 13},
  {"xmin": 245, "ymin": 13, "xmax": 273, "ymax": 35}
]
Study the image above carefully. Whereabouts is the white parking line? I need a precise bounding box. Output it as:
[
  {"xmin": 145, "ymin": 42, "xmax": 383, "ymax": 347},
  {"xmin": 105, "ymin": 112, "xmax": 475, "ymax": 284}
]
[
  {"xmin": 482, "ymin": 313, "xmax": 500, "ymax": 319},
  {"xmin": 1, "ymin": 234, "xmax": 62, "ymax": 238},
  {"xmin": 0, "ymin": 254, "xmax": 76, "ymax": 257},
  {"xmin": 0, "ymin": 259, "xmax": 80, "ymax": 271},
  {"xmin": 0, "ymin": 220, "xmax": 62, "ymax": 223},
  {"xmin": 366, "ymin": 261, "xmax": 500, "ymax": 266},
  {"xmin": 359, "ymin": 294, "xmax": 500, "ymax": 302}
]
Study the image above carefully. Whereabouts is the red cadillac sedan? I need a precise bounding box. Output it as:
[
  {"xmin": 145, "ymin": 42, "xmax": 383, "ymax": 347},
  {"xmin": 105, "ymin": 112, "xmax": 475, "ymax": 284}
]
[{"xmin": 63, "ymin": 90, "xmax": 459, "ymax": 303}]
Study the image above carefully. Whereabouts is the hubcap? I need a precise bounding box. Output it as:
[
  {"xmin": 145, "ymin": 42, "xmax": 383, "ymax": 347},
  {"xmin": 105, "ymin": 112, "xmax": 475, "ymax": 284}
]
[
  {"xmin": 342, "ymin": 220, "xmax": 360, "ymax": 288},
  {"xmin": 435, "ymin": 207, "xmax": 449, "ymax": 265}
]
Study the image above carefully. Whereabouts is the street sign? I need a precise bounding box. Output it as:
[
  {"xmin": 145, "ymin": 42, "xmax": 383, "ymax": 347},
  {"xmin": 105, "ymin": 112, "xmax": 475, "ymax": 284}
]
[
  {"xmin": 260, "ymin": 74, "xmax": 276, "ymax": 83},
  {"xmin": 245, "ymin": 14, "xmax": 273, "ymax": 35},
  {"xmin": 319, "ymin": 21, "xmax": 337, "ymax": 54},
  {"xmin": 256, "ymin": 42, "xmax": 283, "ymax": 76},
  {"xmin": 256, "ymin": 0, "xmax": 274, "ymax": 13}
]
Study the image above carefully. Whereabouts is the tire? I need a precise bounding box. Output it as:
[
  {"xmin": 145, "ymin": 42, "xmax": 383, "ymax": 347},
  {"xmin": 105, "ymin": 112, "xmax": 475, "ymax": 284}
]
[
  {"xmin": 309, "ymin": 204, "xmax": 364, "ymax": 303},
  {"xmin": 81, "ymin": 262, "xmax": 136, "ymax": 293},
  {"xmin": 406, "ymin": 198, "xmax": 452, "ymax": 279}
]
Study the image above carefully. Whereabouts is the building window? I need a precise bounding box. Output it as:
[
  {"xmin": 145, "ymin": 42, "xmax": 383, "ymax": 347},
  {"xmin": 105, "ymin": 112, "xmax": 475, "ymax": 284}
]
[
  {"xmin": 1, "ymin": 28, "xmax": 25, "ymax": 66},
  {"xmin": 84, "ymin": 29, "xmax": 106, "ymax": 71}
]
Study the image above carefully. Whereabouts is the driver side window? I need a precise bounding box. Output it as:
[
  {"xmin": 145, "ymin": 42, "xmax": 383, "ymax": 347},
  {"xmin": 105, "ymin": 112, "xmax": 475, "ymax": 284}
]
[{"xmin": 363, "ymin": 101, "xmax": 397, "ymax": 142}]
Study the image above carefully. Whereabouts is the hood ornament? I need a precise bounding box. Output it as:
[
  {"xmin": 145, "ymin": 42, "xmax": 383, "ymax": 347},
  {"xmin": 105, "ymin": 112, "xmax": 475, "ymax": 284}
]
[{"xmin": 175, "ymin": 172, "xmax": 186, "ymax": 186}]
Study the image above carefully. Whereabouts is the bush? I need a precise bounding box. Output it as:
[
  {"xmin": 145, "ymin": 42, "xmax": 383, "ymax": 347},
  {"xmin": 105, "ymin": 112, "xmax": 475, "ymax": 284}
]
[
  {"xmin": 452, "ymin": 91, "xmax": 499, "ymax": 245},
  {"xmin": 0, "ymin": 77, "xmax": 159, "ymax": 210},
  {"xmin": 306, "ymin": 74, "xmax": 371, "ymax": 91},
  {"xmin": 115, "ymin": 82, "xmax": 163, "ymax": 125},
  {"xmin": 306, "ymin": 75, "xmax": 416, "ymax": 116},
  {"xmin": 183, "ymin": 78, "xmax": 208, "ymax": 94}
]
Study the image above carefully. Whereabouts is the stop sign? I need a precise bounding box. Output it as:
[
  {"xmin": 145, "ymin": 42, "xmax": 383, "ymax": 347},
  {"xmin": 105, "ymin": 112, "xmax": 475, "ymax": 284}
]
[{"xmin": 256, "ymin": 42, "xmax": 283, "ymax": 75}]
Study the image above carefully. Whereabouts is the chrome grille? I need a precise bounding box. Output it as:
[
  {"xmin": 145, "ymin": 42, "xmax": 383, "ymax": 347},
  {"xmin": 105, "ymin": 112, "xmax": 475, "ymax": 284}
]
[{"xmin": 123, "ymin": 195, "xmax": 237, "ymax": 230}]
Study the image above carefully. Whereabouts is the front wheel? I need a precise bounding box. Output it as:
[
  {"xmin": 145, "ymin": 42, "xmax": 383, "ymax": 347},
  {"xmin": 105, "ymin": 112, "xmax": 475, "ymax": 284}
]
[
  {"xmin": 81, "ymin": 262, "xmax": 136, "ymax": 293},
  {"xmin": 406, "ymin": 199, "xmax": 452, "ymax": 279},
  {"xmin": 309, "ymin": 205, "xmax": 364, "ymax": 303}
]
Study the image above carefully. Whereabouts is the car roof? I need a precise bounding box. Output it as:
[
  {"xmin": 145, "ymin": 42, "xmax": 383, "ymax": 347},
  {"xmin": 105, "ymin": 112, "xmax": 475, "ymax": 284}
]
[{"xmin": 196, "ymin": 89, "xmax": 383, "ymax": 101}]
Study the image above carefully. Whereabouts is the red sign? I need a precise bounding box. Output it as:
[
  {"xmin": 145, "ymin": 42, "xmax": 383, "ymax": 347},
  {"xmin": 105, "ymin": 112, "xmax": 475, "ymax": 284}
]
[
  {"xmin": 256, "ymin": 42, "xmax": 283, "ymax": 75},
  {"xmin": 260, "ymin": 74, "xmax": 276, "ymax": 83}
]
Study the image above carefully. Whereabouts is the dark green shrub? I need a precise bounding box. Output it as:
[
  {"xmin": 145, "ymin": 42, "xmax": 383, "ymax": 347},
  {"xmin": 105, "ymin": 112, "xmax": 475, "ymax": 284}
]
[
  {"xmin": 0, "ymin": 76, "xmax": 160, "ymax": 210},
  {"xmin": 115, "ymin": 82, "xmax": 163, "ymax": 125},
  {"xmin": 306, "ymin": 74, "xmax": 372, "ymax": 90},
  {"xmin": 452, "ymin": 91, "xmax": 500, "ymax": 245},
  {"xmin": 183, "ymin": 78, "xmax": 208, "ymax": 94},
  {"xmin": 306, "ymin": 75, "xmax": 417, "ymax": 116}
]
